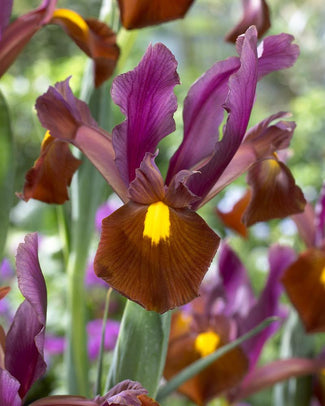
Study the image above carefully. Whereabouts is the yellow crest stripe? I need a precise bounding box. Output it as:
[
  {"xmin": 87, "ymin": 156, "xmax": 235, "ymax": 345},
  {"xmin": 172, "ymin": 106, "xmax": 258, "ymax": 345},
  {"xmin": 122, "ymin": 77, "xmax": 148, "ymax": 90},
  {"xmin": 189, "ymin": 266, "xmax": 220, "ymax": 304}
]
[
  {"xmin": 195, "ymin": 331, "xmax": 221, "ymax": 358},
  {"xmin": 143, "ymin": 201, "xmax": 170, "ymax": 245}
]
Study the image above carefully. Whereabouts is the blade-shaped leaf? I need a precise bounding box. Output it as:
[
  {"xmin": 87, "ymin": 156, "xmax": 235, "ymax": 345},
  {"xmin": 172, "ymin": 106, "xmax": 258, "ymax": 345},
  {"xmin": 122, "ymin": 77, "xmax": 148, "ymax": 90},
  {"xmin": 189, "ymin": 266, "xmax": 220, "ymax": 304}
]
[
  {"xmin": 106, "ymin": 300, "xmax": 171, "ymax": 397},
  {"xmin": 0, "ymin": 90, "xmax": 15, "ymax": 260}
]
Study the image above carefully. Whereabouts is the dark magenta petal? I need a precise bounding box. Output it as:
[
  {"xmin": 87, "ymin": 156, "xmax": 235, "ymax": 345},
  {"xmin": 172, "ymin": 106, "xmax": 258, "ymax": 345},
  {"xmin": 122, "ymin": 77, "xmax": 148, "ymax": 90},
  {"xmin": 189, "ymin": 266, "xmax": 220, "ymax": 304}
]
[
  {"xmin": 225, "ymin": 0, "xmax": 271, "ymax": 43},
  {"xmin": 5, "ymin": 233, "xmax": 47, "ymax": 399},
  {"xmin": 0, "ymin": 369, "xmax": 21, "ymax": 406},
  {"xmin": 117, "ymin": 0, "xmax": 194, "ymax": 29},
  {"xmin": 111, "ymin": 43, "xmax": 180, "ymax": 184},
  {"xmin": 240, "ymin": 245, "xmax": 296, "ymax": 369},
  {"xmin": 166, "ymin": 56, "xmax": 240, "ymax": 182},
  {"xmin": 218, "ymin": 243, "xmax": 255, "ymax": 318},
  {"xmin": 188, "ymin": 26, "xmax": 258, "ymax": 204}
]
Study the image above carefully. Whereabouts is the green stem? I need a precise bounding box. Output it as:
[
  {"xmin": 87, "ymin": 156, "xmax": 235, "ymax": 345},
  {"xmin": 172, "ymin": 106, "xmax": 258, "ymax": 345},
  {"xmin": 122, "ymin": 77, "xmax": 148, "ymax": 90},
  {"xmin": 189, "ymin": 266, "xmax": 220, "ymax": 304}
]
[{"xmin": 95, "ymin": 287, "xmax": 113, "ymax": 396}]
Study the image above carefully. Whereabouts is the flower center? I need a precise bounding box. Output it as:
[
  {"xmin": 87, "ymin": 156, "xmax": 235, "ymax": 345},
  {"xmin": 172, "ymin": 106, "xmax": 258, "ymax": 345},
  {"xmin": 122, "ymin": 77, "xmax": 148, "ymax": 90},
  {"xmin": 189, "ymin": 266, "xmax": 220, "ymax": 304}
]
[
  {"xmin": 195, "ymin": 331, "xmax": 221, "ymax": 358},
  {"xmin": 143, "ymin": 201, "xmax": 170, "ymax": 245}
]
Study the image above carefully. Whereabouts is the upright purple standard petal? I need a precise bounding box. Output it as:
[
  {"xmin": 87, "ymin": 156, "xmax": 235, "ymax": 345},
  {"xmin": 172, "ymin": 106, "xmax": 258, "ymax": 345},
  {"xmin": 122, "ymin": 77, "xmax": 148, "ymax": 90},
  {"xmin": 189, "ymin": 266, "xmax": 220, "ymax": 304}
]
[
  {"xmin": 5, "ymin": 233, "xmax": 47, "ymax": 400},
  {"xmin": 112, "ymin": 43, "xmax": 180, "ymax": 184},
  {"xmin": 240, "ymin": 245, "xmax": 296, "ymax": 369},
  {"xmin": 188, "ymin": 26, "xmax": 258, "ymax": 204},
  {"xmin": 166, "ymin": 57, "xmax": 240, "ymax": 182}
]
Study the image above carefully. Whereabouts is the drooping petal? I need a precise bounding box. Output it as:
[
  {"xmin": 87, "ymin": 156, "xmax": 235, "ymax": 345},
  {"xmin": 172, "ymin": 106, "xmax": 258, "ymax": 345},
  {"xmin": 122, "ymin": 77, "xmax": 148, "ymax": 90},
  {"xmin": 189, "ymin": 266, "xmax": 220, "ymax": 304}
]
[
  {"xmin": 188, "ymin": 26, "xmax": 258, "ymax": 205},
  {"xmin": 50, "ymin": 10, "xmax": 119, "ymax": 87},
  {"xmin": 242, "ymin": 158, "xmax": 306, "ymax": 226},
  {"xmin": 225, "ymin": 0, "xmax": 271, "ymax": 43},
  {"xmin": 166, "ymin": 57, "xmax": 240, "ymax": 182},
  {"xmin": 5, "ymin": 233, "xmax": 47, "ymax": 399},
  {"xmin": 36, "ymin": 79, "xmax": 127, "ymax": 201},
  {"xmin": 0, "ymin": 369, "xmax": 21, "ymax": 406},
  {"xmin": 218, "ymin": 243, "xmax": 256, "ymax": 318},
  {"xmin": 198, "ymin": 113, "xmax": 296, "ymax": 207},
  {"xmin": 112, "ymin": 43, "xmax": 180, "ymax": 184},
  {"xmin": 19, "ymin": 132, "xmax": 82, "ymax": 204},
  {"xmin": 233, "ymin": 356, "xmax": 325, "ymax": 402},
  {"xmin": 0, "ymin": 286, "xmax": 10, "ymax": 301},
  {"xmin": 94, "ymin": 201, "xmax": 219, "ymax": 313},
  {"xmin": 117, "ymin": 0, "xmax": 194, "ymax": 29},
  {"xmin": 240, "ymin": 245, "xmax": 296, "ymax": 369},
  {"xmin": 282, "ymin": 248, "xmax": 325, "ymax": 333},
  {"xmin": 216, "ymin": 190, "xmax": 251, "ymax": 238}
]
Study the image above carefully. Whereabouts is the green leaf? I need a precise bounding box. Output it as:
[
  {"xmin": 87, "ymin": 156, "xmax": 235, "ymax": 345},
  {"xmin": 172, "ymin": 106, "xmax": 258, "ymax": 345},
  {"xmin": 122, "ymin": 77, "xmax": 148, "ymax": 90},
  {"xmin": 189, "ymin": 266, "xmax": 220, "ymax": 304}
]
[
  {"xmin": 106, "ymin": 300, "xmax": 171, "ymax": 397},
  {"xmin": 156, "ymin": 316, "xmax": 279, "ymax": 402},
  {"xmin": 0, "ymin": 91, "xmax": 15, "ymax": 260}
]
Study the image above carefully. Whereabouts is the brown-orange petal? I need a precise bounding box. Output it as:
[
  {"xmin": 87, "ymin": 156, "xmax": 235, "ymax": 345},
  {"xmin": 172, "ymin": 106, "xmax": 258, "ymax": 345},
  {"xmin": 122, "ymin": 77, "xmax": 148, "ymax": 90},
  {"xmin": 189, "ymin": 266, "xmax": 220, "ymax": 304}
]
[
  {"xmin": 117, "ymin": 0, "xmax": 195, "ymax": 29},
  {"xmin": 0, "ymin": 286, "xmax": 10, "ymax": 301},
  {"xmin": 50, "ymin": 10, "xmax": 120, "ymax": 87},
  {"xmin": 242, "ymin": 158, "xmax": 306, "ymax": 226},
  {"xmin": 164, "ymin": 329, "xmax": 248, "ymax": 405},
  {"xmin": 216, "ymin": 189, "xmax": 251, "ymax": 238},
  {"xmin": 19, "ymin": 132, "xmax": 81, "ymax": 204},
  {"xmin": 94, "ymin": 201, "xmax": 220, "ymax": 313},
  {"xmin": 282, "ymin": 248, "xmax": 325, "ymax": 333},
  {"xmin": 138, "ymin": 394, "xmax": 160, "ymax": 406}
]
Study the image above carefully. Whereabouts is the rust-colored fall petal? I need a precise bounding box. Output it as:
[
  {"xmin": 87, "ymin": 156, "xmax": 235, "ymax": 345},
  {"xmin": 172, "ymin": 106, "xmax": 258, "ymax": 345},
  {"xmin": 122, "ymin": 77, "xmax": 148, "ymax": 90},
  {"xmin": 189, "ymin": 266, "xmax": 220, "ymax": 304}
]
[
  {"xmin": 138, "ymin": 394, "xmax": 160, "ymax": 406},
  {"xmin": 51, "ymin": 10, "xmax": 119, "ymax": 87},
  {"xmin": 0, "ymin": 286, "xmax": 10, "ymax": 300},
  {"xmin": 19, "ymin": 132, "xmax": 81, "ymax": 204},
  {"xmin": 282, "ymin": 248, "xmax": 325, "ymax": 333},
  {"xmin": 164, "ymin": 324, "xmax": 248, "ymax": 405},
  {"xmin": 225, "ymin": 0, "xmax": 271, "ymax": 43},
  {"xmin": 94, "ymin": 201, "xmax": 220, "ymax": 313},
  {"xmin": 242, "ymin": 158, "xmax": 306, "ymax": 226},
  {"xmin": 117, "ymin": 0, "xmax": 194, "ymax": 29},
  {"xmin": 216, "ymin": 189, "xmax": 251, "ymax": 238}
]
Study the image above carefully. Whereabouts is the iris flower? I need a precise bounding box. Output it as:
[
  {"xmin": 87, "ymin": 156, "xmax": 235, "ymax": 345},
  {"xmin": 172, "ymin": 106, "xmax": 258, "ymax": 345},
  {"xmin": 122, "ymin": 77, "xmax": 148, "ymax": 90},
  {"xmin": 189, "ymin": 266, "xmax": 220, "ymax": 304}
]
[
  {"xmin": 164, "ymin": 243, "xmax": 325, "ymax": 405},
  {"xmin": 225, "ymin": 0, "xmax": 271, "ymax": 43},
  {"xmin": 282, "ymin": 183, "xmax": 325, "ymax": 332},
  {"xmin": 117, "ymin": 0, "xmax": 195, "ymax": 29},
  {"xmin": 0, "ymin": 0, "xmax": 119, "ymax": 87},
  {"xmin": 21, "ymin": 26, "xmax": 304, "ymax": 312}
]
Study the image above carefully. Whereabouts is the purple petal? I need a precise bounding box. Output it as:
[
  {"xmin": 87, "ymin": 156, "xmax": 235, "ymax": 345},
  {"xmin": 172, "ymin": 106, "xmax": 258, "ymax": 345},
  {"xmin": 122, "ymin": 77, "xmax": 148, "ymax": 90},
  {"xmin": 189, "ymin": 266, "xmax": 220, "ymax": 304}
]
[
  {"xmin": 0, "ymin": 369, "xmax": 21, "ymax": 406},
  {"xmin": 87, "ymin": 319, "xmax": 119, "ymax": 360},
  {"xmin": 166, "ymin": 56, "xmax": 240, "ymax": 182},
  {"xmin": 189, "ymin": 26, "xmax": 258, "ymax": 204},
  {"xmin": 127, "ymin": 152, "xmax": 165, "ymax": 204},
  {"xmin": 257, "ymin": 33, "xmax": 300, "ymax": 79},
  {"xmin": 239, "ymin": 245, "xmax": 296, "ymax": 369},
  {"xmin": 44, "ymin": 334, "xmax": 65, "ymax": 355},
  {"xmin": 218, "ymin": 243, "xmax": 255, "ymax": 318},
  {"xmin": 0, "ymin": 258, "xmax": 14, "ymax": 280},
  {"xmin": 112, "ymin": 43, "xmax": 180, "ymax": 184},
  {"xmin": 104, "ymin": 380, "xmax": 147, "ymax": 405},
  {"xmin": 291, "ymin": 203, "xmax": 316, "ymax": 248},
  {"xmin": 5, "ymin": 233, "xmax": 47, "ymax": 399},
  {"xmin": 234, "ymin": 356, "xmax": 325, "ymax": 401}
]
